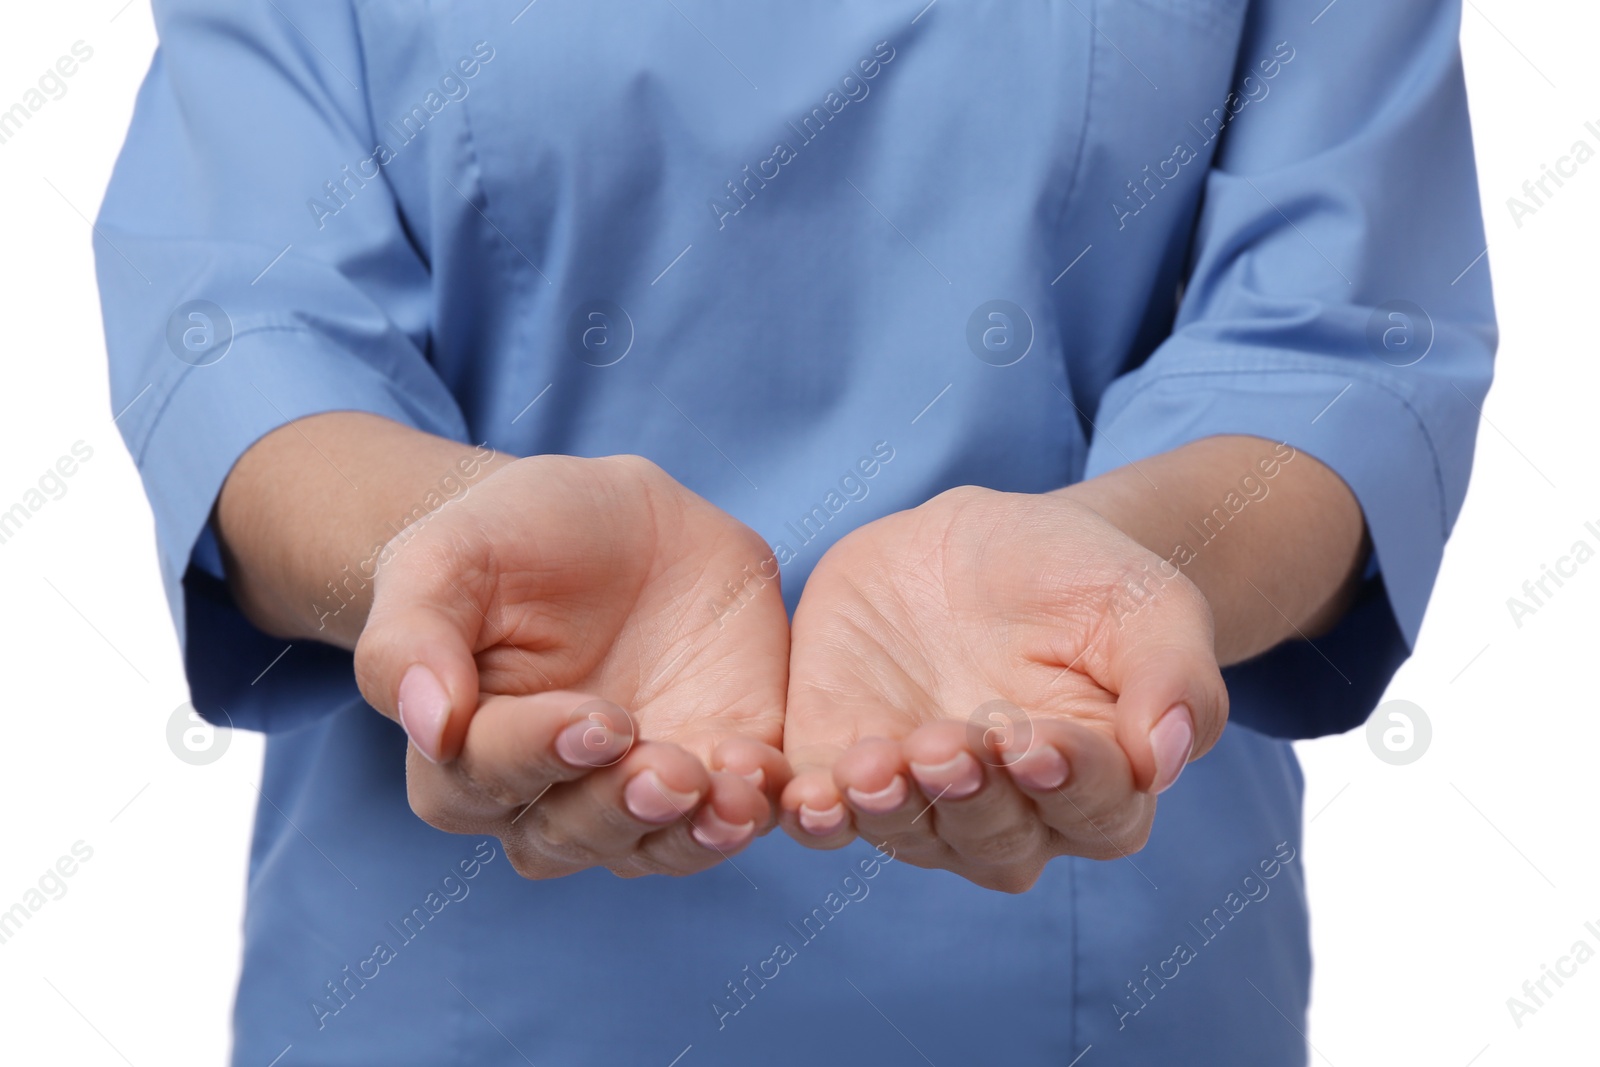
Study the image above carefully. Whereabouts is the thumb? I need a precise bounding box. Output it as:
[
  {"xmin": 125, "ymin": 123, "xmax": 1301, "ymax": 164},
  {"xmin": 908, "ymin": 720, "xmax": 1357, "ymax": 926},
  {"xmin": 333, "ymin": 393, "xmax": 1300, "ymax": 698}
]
[
  {"xmin": 1100, "ymin": 592, "xmax": 1228, "ymax": 795},
  {"xmin": 353, "ymin": 553, "xmax": 486, "ymax": 764}
]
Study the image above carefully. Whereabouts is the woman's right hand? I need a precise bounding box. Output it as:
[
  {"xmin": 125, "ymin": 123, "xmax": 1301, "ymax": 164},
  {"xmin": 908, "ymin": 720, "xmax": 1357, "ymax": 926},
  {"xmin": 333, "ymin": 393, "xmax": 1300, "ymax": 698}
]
[{"xmin": 350, "ymin": 452, "xmax": 792, "ymax": 879}]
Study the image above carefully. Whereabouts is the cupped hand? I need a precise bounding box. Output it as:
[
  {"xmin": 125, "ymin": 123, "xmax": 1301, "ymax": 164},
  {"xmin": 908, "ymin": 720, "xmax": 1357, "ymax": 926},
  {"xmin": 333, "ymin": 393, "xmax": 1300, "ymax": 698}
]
[
  {"xmin": 353, "ymin": 455, "xmax": 791, "ymax": 879},
  {"xmin": 778, "ymin": 486, "xmax": 1228, "ymax": 892}
]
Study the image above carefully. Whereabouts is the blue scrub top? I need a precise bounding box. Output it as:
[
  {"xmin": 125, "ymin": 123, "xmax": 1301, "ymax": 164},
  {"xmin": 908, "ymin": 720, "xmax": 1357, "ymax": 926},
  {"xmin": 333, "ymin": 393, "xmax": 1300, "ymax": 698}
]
[{"xmin": 97, "ymin": 1, "xmax": 1493, "ymax": 1063}]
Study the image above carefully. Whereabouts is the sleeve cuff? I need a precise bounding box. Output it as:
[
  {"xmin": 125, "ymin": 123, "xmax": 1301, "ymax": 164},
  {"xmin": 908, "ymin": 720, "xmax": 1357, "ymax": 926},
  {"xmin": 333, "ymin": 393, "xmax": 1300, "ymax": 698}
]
[
  {"xmin": 128, "ymin": 325, "xmax": 468, "ymax": 648},
  {"xmin": 1083, "ymin": 356, "xmax": 1447, "ymax": 649}
]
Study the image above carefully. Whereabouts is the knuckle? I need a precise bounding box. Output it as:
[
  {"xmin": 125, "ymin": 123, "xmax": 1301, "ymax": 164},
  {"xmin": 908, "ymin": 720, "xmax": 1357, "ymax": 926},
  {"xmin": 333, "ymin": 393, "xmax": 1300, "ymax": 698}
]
[
  {"xmin": 1080, "ymin": 817, "xmax": 1152, "ymax": 861},
  {"xmin": 519, "ymin": 817, "xmax": 596, "ymax": 869},
  {"xmin": 1046, "ymin": 790, "xmax": 1154, "ymax": 860},
  {"xmin": 972, "ymin": 863, "xmax": 1045, "ymax": 895},
  {"xmin": 465, "ymin": 777, "xmax": 525, "ymax": 812},
  {"xmin": 624, "ymin": 849, "xmax": 692, "ymax": 878},
  {"xmin": 504, "ymin": 840, "xmax": 572, "ymax": 881},
  {"xmin": 959, "ymin": 821, "xmax": 1041, "ymax": 867},
  {"xmin": 872, "ymin": 830, "xmax": 945, "ymax": 865},
  {"xmin": 406, "ymin": 785, "xmax": 482, "ymax": 835},
  {"xmin": 609, "ymin": 862, "xmax": 654, "ymax": 880},
  {"xmin": 1197, "ymin": 678, "xmax": 1231, "ymax": 750},
  {"xmin": 507, "ymin": 815, "xmax": 596, "ymax": 874},
  {"xmin": 596, "ymin": 800, "xmax": 654, "ymax": 841},
  {"xmin": 351, "ymin": 629, "xmax": 397, "ymax": 709},
  {"xmin": 505, "ymin": 853, "xmax": 543, "ymax": 880},
  {"xmin": 455, "ymin": 757, "xmax": 539, "ymax": 811}
]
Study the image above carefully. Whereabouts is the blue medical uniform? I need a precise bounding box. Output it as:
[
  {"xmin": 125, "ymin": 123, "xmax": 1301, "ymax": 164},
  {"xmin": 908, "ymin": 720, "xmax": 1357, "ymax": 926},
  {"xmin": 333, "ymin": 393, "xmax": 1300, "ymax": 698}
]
[{"xmin": 97, "ymin": 1, "xmax": 1494, "ymax": 1063}]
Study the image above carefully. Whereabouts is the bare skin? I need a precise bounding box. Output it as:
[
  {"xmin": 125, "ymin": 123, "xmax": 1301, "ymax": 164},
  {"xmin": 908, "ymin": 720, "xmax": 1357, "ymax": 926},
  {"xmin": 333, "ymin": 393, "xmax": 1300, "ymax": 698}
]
[
  {"xmin": 218, "ymin": 417, "xmax": 1364, "ymax": 889},
  {"xmin": 217, "ymin": 412, "xmax": 792, "ymax": 879},
  {"xmin": 779, "ymin": 435, "xmax": 1367, "ymax": 891}
]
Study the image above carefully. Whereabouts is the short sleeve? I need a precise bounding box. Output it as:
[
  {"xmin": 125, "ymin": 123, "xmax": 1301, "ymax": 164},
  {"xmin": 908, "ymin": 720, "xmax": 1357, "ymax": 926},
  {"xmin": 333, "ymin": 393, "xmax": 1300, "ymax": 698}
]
[
  {"xmin": 1081, "ymin": 0, "xmax": 1495, "ymax": 737},
  {"xmin": 96, "ymin": 0, "xmax": 467, "ymax": 731}
]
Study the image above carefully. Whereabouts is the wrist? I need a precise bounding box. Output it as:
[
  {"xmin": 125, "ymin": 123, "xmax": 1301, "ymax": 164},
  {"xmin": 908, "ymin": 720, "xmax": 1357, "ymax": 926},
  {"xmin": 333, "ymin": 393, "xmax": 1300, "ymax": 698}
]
[
  {"xmin": 216, "ymin": 412, "xmax": 510, "ymax": 647},
  {"xmin": 1056, "ymin": 435, "xmax": 1366, "ymax": 665}
]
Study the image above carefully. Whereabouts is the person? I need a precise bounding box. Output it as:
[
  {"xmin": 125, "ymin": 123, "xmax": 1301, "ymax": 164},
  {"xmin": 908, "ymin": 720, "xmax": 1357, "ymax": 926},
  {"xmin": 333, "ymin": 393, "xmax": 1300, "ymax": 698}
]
[{"xmin": 96, "ymin": 0, "xmax": 1493, "ymax": 1062}]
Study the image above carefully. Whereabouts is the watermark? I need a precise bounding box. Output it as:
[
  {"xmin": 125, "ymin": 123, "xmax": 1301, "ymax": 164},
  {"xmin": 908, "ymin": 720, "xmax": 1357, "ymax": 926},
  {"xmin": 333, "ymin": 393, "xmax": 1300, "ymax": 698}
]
[
  {"xmin": 0, "ymin": 440, "xmax": 95, "ymax": 547},
  {"xmin": 307, "ymin": 43, "xmax": 496, "ymax": 230},
  {"xmin": 1505, "ymin": 119, "xmax": 1600, "ymax": 230},
  {"xmin": 310, "ymin": 444, "xmax": 497, "ymax": 632},
  {"xmin": 0, "ymin": 41, "xmax": 94, "ymax": 148},
  {"xmin": 311, "ymin": 840, "xmax": 498, "ymax": 1030},
  {"xmin": 966, "ymin": 300, "xmax": 1034, "ymax": 367},
  {"xmin": 1112, "ymin": 41, "xmax": 1296, "ymax": 230},
  {"xmin": 710, "ymin": 554, "xmax": 779, "ymax": 629},
  {"xmin": 1365, "ymin": 300, "xmax": 1433, "ymax": 367},
  {"xmin": 709, "ymin": 41, "xmax": 897, "ymax": 230},
  {"xmin": 1107, "ymin": 442, "xmax": 1298, "ymax": 628},
  {"xmin": 1505, "ymin": 919, "xmax": 1600, "ymax": 1029},
  {"xmin": 1113, "ymin": 840, "xmax": 1297, "ymax": 1029},
  {"xmin": 0, "ymin": 841, "xmax": 94, "ymax": 947},
  {"xmin": 1365, "ymin": 699, "xmax": 1430, "ymax": 765},
  {"xmin": 167, "ymin": 701, "xmax": 234, "ymax": 766},
  {"xmin": 562, "ymin": 698, "xmax": 635, "ymax": 767},
  {"xmin": 166, "ymin": 300, "xmax": 233, "ymax": 366},
  {"xmin": 965, "ymin": 699, "xmax": 1035, "ymax": 769},
  {"xmin": 766, "ymin": 440, "xmax": 895, "ymax": 568},
  {"xmin": 566, "ymin": 300, "xmax": 633, "ymax": 367},
  {"xmin": 712, "ymin": 439, "xmax": 898, "ymax": 624},
  {"xmin": 709, "ymin": 843, "xmax": 896, "ymax": 1030},
  {"xmin": 1504, "ymin": 520, "xmax": 1600, "ymax": 630}
]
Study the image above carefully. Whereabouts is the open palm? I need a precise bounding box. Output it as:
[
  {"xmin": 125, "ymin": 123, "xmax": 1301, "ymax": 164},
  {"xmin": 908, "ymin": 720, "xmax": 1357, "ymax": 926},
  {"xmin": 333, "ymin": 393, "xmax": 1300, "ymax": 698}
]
[
  {"xmin": 355, "ymin": 454, "xmax": 791, "ymax": 879},
  {"xmin": 780, "ymin": 486, "xmax": 1227, "ymax": 892}
]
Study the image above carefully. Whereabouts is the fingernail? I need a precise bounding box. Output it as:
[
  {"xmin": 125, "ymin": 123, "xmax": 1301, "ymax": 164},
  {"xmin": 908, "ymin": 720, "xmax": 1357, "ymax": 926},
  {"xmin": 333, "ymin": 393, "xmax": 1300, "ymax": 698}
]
[
  {"xmin": 1150, "ymin": 703, "xmax": 1195, "ymax": 794},
  {"xmin": 555, "ymin": 720, "xmax": 624, "ymax": 767},
  {"xmin": 692, "ymin": 809, "xmax": 756, "ymax": 851},
  {"xmin": 624, "ymin": 770, "xmax": 702, "ymax": 824},
  {"xmin": 397, "ymin": 664, "xmax": 450, "ymax": 763},
  {"xmin": 908, "ymin": 751, "xmax": 983, "ymax": 800},
  {"xmin": 798, "ymin": 802, "xmax": 847, "ymax": 836},
  {"xmin": 845, "ymin": 776, "xmax": 907, "ymax": 814},
  {"xmin": 1006, "ymin": 746, "xmax": 1069, "ymax": 790}
]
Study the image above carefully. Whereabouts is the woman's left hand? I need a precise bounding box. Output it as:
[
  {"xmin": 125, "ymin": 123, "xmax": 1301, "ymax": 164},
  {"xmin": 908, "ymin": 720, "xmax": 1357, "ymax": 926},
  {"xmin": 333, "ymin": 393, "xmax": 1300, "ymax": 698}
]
[{"xmin": 778, "ymin": 485, "xmax": 1228, "ymax": 892}]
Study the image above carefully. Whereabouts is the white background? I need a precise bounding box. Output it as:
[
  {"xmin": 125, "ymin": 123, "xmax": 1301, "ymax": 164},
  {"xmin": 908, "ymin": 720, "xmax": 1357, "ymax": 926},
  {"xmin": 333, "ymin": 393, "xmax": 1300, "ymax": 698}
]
[{"xmin": 0, "ymin": 2, "xmax": 1592, "ymax": 1063}]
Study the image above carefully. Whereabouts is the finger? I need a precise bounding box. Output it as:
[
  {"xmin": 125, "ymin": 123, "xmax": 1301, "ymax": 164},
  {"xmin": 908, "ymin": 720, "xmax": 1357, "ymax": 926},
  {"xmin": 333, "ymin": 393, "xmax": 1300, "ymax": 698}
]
[
  {"xmin": 1097, "ymin": 577, "xmax": 1228, "ymax": 794},
  {"xmin": 1001, "ymin": 718, "xmax": 1154, "ymax": 859},
  {"xmin": 631, "ymin": 771, "xmax": 769, "ymax": 875},
  {"xmin": 353, "ymin": 536, "xmax": 493, "ymax": 763},
  {"xmin": 778, "ymin": 738, "xmax": 858, "ymax": 849},
  {"xmin": 901, "ymin": 722, "xmax": 1048, "ymax": 876},
  {"xmin": 832, "ymin": 738, "xmax": 946, "ymax": 859},
  {"xmin": 432, "ymin": 691, "xmax": 636, "ymax": 818},
  {"xmin": 505, "ymin": 739, "xmax": 709, "ymax": 866},
  {"xmin": 710, "ymin": 739, "xmax": 791, "ymax": 829},
  {"xmin": 779, "ymin": 676, "xmax": 903, "ymax": 848}
]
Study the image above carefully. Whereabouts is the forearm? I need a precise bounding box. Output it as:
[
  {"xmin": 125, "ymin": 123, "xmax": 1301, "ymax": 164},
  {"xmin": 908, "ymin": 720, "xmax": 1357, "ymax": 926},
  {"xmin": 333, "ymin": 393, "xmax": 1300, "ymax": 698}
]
[
  {"xmin": 214, "ymin": 412, "xmax": 511, "ymax": 648},
  {"xmin": 1059, "ymin": 434, "xmax": 1368, "ymax": 666}
]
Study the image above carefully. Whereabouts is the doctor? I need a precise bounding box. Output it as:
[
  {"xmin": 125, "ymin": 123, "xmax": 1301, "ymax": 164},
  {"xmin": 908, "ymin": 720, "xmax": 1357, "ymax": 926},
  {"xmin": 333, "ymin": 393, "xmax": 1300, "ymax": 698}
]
[{"xmin": 98, "ymin": 0, "xmax": 1492, "ymax": 1063}]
